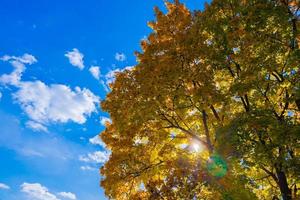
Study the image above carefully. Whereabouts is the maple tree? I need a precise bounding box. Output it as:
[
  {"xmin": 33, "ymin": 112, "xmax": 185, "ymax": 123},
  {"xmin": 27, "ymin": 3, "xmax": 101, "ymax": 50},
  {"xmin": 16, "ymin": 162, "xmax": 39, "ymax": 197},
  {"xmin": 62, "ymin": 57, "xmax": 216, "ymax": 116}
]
[{"xmin": 100, "ymin": 0, "xmax": 300, "ymax": 199}]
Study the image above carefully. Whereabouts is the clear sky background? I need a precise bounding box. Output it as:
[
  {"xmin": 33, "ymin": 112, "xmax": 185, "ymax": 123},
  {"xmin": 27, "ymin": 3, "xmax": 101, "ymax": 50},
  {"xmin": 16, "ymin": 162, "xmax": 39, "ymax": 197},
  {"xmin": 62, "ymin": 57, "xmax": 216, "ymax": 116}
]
[{"xmin": 0, "ymin": 1, "xmax": 206, "ymax": 199}]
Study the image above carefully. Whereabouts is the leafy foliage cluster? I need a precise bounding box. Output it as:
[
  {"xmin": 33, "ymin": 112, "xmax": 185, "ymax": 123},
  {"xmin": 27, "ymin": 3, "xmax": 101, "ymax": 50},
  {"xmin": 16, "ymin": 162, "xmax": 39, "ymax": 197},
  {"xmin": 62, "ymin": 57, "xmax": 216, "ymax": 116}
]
[{"xmin": 100, "ymin": 0, "xmax": 300, "ymax": 199}]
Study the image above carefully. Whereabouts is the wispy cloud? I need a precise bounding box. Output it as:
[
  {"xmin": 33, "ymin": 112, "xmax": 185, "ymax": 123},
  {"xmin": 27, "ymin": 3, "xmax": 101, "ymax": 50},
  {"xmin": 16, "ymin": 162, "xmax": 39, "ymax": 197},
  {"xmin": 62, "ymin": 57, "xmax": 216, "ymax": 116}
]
[
  {"xmin": 26, "ymin": 121, "xmax": 48, "ymax": 133},
  {"xmin": 80, "ymin": 165, "xmax": 97, "ymax": 171},
  {"xmin": 1, "ymin": 54, "xmax": 37, "ymax": 64},
  {"xmin": 21, "ymin": 182, "xmax": 59, "ymax": 200},
  {"xmin": 0, "ymin": 54, "xmax": 37, "ymax": 86},
  {"xmin": 104, "ymin": 68, "xmax": 119, "ymax": 85},
  {"xmin": 89, "ymin": 66, "xmax": 100, "ymax": 80},
  {"xmin": 65, "ymin": 48, "xmax": 84, "ymax": 70},
  {"xmin": 57, "ymin": 192, "xmax": 77, "ymax": 200},
  {"xmin": 0, "ymin": 183, "xmax": 10, "ymax": 190},
  {"xmin": 19, "ymin": 148, "xmax": 44, "ymax": 157},
  {"xmin": 101, "ymin": 66, "xmax": 133, "ymax": 92},
  {"xmin": 115, "ymin": 52, "xmax": 126, "ymax": 62},
  {"xmin": 89, "ymin": 134, "xmax": 106, "ymax": 148},
  {"xmin": 0, "ymin": 112, "xmax": 82, "ymax": 162},
  {"xmin": 79, "ymin": 151, "xmax": 110, "ymax": 164},
  {"xmin": 99, "ymin": 116, "xmax": 111, "ymax": 126}
]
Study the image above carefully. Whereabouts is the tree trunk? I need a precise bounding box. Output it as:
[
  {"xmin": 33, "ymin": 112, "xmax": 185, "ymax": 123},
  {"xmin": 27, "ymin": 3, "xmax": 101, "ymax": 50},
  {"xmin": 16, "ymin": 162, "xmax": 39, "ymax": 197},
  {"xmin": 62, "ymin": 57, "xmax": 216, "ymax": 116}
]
[
  {"xmin": 201, "ymin": 110, "xmax": 214, "ymax": 153},
  {"xmin": 296, "ymin": 99, "xmax": 300, "ymax": 111},
  {"xmin": 276, "ymin": 169, "xmax": 292, "ymax": 200}
]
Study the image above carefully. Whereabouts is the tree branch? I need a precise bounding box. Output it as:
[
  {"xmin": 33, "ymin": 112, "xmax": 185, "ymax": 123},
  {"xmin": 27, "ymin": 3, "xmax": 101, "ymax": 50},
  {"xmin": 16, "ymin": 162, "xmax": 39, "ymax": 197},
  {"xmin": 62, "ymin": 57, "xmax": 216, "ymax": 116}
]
[
  {"xmin": 202, "ymin": 110, "xmax": 214, "ymax": 153},
  {"xmin": 260, "ymin": 165, "xmax": 279, "ymax": 184},
  {"xmin": 159, "ymin": 112, "xmax": 208, "ymax": 147}
]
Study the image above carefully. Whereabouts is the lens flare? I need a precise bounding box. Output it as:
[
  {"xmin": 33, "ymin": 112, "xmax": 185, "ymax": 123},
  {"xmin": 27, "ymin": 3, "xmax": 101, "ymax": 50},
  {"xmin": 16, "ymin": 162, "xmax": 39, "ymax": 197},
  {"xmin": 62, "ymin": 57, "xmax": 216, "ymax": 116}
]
[
  {"xmin": 192, "ymin": 143, "xmax": 200, "ymax": 152},
  {"xmin": 206, "ymin": 154, "xmax": 228, "ymax": 178},
  {"xmin": 191, "ymin": 141, "xmax": 203, "ymax": 152}
]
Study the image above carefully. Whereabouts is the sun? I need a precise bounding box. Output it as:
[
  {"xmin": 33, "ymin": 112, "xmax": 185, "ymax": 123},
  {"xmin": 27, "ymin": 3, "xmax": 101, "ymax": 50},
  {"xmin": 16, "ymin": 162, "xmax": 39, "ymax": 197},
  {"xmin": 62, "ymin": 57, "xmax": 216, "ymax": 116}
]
[{"xmin": 191, "ymin": 141, "xmax": 204, "ymax": 152}]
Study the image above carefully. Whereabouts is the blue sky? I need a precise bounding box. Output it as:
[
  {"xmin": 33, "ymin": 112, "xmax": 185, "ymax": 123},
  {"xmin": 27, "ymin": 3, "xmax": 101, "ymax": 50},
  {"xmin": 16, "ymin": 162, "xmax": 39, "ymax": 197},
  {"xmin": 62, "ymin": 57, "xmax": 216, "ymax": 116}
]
[{"xmin": 0, "ymin": 1, "xmax": 206, "ymax": 199}]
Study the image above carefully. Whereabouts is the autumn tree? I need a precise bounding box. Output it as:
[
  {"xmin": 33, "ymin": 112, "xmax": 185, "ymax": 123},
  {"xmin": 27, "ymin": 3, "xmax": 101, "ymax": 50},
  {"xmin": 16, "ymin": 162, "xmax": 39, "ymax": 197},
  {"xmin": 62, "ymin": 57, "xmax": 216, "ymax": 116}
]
[{"xmin": 100, "ymin": 0, "xmax": 300, "ymax": 199}]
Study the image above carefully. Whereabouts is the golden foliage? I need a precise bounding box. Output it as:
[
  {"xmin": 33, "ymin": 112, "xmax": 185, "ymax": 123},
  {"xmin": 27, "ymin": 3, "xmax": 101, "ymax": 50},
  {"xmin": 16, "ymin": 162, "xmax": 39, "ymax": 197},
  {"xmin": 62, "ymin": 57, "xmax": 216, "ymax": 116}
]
[{"xmin": 100, "ymin": 0, "xmax": 300, "ymax": 199}]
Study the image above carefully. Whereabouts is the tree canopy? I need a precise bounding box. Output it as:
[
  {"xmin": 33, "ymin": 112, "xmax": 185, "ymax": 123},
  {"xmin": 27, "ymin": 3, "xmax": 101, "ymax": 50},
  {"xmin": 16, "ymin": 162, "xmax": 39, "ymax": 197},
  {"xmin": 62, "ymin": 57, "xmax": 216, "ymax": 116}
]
[{"xmin": 100, "ymin": 0, "xmax": 300, "ymax": 199}]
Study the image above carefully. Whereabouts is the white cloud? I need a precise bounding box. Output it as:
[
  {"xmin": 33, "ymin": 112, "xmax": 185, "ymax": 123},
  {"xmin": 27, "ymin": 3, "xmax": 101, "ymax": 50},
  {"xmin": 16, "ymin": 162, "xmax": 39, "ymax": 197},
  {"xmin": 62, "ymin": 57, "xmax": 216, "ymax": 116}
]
[
  {"xmin": 1, "ymin": 60, "xmax": 25, "ymax": 85},
  {"xmin": 13, "ymin": 81, "xmax": 99, "ymax": 125},
  {"xmin": 1, "ymin": 53, "xmax": 37, "ymax": 64},
  {"xmin": 0, "ymin": 53, "xmax": 99, "ymax": 130},
  {"xmin": 65, "ymin": 48, "xmax": 84, "ymax": 70},
  {"xmin": 106, "ymin": 66, "xmax": 133, "ymax": 85},
  {"xmin": 104, "ymin": 68, "xmax": 121, "ymax": 86},
  {"xmin": 80, "ymin": 165, "xmax": 97, "ymax": 171},
  {"xmin": 21, "ymin": 182, "xmax": 59, "ymax": 200},
  {"xmin": 57, "ymin": 192, "xmax": 76, "ymax": 200},
  {"xmin": 0, "ymin": 91, "xmax": 2, "ymax": 100},
  {"xmin": 99, "ymin": 68, "xmax": 121, "ymax": 92},
  {"xmin": 89, "ymin": 134, "xmax": 106, "ymax": 148},
  {"xmin": 115, "ymin": 52, "xmax": 126, "ymax": 62},
  {"xmin": 26, "ymin": 121, "xmax": 48, "ymax": 132},
  {"xmin": 79, "ymin": 151, "xmax": 110, "ymax": 164},
  {"xmin": 100, "ymin": 116, "xmax": 111, "ymax": 126},
  {"xmin": 0, "ymin": 183, "xmax": 10, "ymax": 190},
  {"xmin": 89, "ymin": 66, "xmax": 100, "ymax": 80},
  {"xmin": 0, "ymin": 54, "xmax": 37, "ymax": 86},
  {"xmin": 102, "ymin": 66, "xmax": 134, "ymax": 92}
]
